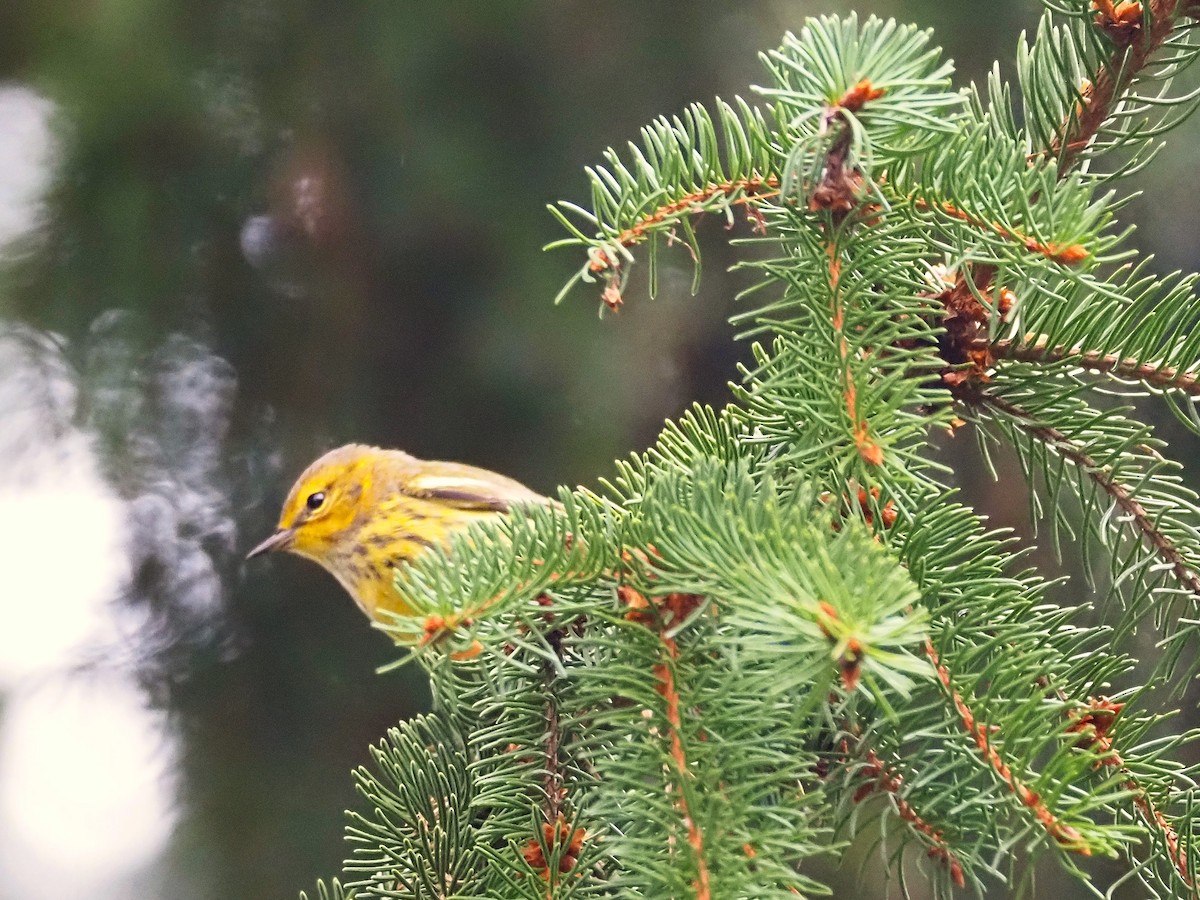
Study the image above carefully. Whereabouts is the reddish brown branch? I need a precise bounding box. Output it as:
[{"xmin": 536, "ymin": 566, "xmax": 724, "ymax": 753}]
[
  {"xmin": 825, "ymin": 242, "xmax": 884, "ymax": 466},
  {"xmin": 967, "ymin": 389, "xmax": 1200, "ymax": 601},
  {"xmin": 984, "ymin": 336, "xmax": 1200, "ymax": 396},
  {"xmin": 1133, "ymin": 791, "xmax": 1194, "ymax": 891},
  {"xmin": 923, "ymin": 638, "xmax": 1091, "ymax": 852},
  {"xmin": 1067, "ymin": 697, "xmax": 1195, "ymax": 892},
  {"xmin": 605, "ymin": 80, "xmax": 890, "ymax": 257},
  {"xmin": 916, "ymin": 199, "xmax": 1090, "ymax": 265},
  {"xmin": 655, "ymin": 636, "xmax": 712, "ymax": 900},
  {"xmin": 1054, "ymin": 0, "xmax": 1184, "ymax": 174},
  {"xmin": 805, "ymin": 93, "xmax": 887, "ymax": 467},
  {"xmin": 517, "ymin": 614, "xmax": 588, "ymax": 888},
  {"xmin": 610, "ymin": 177, "xmax": 780, "ymax": 251},
  {"xmin": 617, "ymin": 583, "xmax": 713, "ymax": 898}
]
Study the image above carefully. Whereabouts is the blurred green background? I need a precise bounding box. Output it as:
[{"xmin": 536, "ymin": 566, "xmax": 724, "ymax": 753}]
[{"xmin": 1, "ymin": 1, "xmax": 1198, "ymax": 897}]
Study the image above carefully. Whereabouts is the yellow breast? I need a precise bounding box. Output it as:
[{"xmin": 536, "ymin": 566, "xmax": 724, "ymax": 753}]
[{"xmin": 322, "ymin": 495, "xmax": 499, "ymax": 620}]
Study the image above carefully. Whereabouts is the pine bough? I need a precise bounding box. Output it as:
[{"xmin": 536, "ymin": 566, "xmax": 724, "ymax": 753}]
[{"xmin": 305, "ymin": 3, "xmax": 1200, "ymax": 897}]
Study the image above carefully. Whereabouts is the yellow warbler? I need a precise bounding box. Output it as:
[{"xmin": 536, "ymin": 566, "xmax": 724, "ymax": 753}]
[{"xmin": 246, "ymin": 443, "xmax": 547, "ymax": 620}]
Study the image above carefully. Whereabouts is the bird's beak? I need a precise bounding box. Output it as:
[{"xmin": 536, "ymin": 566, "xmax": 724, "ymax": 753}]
[{"xmin": 246, "ymin": 528, "xmax": 295, "ymax": 560}]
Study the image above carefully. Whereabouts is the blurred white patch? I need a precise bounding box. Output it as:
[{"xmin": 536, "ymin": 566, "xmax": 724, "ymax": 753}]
[
  {"xmin": 0, "ymin": 77, "xmax": 221, "ymax": 900},
  {"xmin": 0, "ymin": 481, "xmax": 126, "ymax": 684},
  {"xmin": 0, "ymin": 326, "xmax": 177, "ymax": 898},
  {"xmin": 0, "ymin": 83, "xmax": 57, "ymax": 252},
  {"xmin": 0, "ymin": 677, "xmax": 177, "ymax": 900},
  {"xmin": 0, "ymin": 327, "xmax": 128, "ymax": 683}
]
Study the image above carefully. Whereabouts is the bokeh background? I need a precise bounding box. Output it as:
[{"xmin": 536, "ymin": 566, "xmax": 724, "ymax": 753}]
[{"xmin": 2, "ymin": 1, "xmax": 1199, "ymax": 898}]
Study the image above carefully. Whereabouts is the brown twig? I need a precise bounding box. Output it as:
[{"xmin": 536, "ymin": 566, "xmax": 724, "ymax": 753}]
[
  {"xmin": 599, "ymin": 80, "xmax": 890, "ymax": 265},
  {"xmin": 543, "ymin": 642, "xmax": 564, "ymax": 827},
  {"xmin": 517, "ymin": 612, "xmax": 588, "ymax": 889},
  {"xmin": 984, "ymin": 336, "xmax": 1200, "ymax": 396},
  {"xmin": 809, "ymin": 89, "xmax": 887, "ymax": 466},
  {"xmin": 1127, "ymin": 787, "xmax": 1190, "ymax": 884},
  {"xmin": 1132, "ymin": 790, "xmax": 1195, "ymax": 891}
]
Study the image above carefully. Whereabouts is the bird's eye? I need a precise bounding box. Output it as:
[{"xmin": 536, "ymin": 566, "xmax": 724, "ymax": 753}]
[{"xmin": 306, "ymin": 491, "xmax": 326, "ymax": 511}]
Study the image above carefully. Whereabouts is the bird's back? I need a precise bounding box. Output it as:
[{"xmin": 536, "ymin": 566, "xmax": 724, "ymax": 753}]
[{"xmin": 326, "ymin": 447, "xmax": 547, "ymax": 619}]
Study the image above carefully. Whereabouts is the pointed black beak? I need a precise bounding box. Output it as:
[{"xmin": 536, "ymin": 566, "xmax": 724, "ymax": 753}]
[{"xmin": 246, "ymin": 528, "xmax": 295, "ymax": 560}]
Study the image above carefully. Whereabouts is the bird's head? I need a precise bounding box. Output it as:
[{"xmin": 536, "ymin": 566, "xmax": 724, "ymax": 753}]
[{"xmin": 247, "ymin": 443, "xmax": 380, "ymax": 564}]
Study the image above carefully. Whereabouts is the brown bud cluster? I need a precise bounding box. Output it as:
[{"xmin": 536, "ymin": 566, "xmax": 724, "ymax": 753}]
[{"xmin": 520, "ymin": 816, "xmax": 586, "ymax": 880}]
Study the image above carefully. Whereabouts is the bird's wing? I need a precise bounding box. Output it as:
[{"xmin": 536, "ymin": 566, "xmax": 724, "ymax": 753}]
[{"xmin": 405, "ymin": 462, "xmax": 547, "ymax": 512}]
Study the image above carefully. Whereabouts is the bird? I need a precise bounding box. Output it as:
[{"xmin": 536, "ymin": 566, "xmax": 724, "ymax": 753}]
[{"xmin": 246, "ymin": 443, "xmax": 548, "ymax": 620}]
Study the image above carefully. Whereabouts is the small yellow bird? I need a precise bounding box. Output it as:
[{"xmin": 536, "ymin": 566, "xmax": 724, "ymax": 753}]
[{"xmin": 247, "ymin": 444, "xmax": 547, "ymax": 620}]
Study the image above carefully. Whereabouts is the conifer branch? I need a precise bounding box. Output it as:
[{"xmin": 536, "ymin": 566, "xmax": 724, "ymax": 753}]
[
  {"xmin": 1133, "ymin": 790, "xmax": 1196, "ymax": 893},
  {"xmin": 963, "ymin": 388, "xmax": 1200, "ymax": 602},
  {"xmin": 1053, "ymin": 0, "xmax": 1188, "ymax": 174},
  {"xmin": 542, "ymin": 632, "xmax": 564, "ymax": 827},
  {"xmin": 825, "ymin": 240, "xmax": 885, "ymax": 467},
  {"xmin": 983, "ymin": 336, "xmax": 1200, "ymax": 395},
  {"xmin": 922, "ymin": 638, "xmax": 1091, "ymax": 853},
  {"xmin": 1066, "ymin": 696, "xmax": 1196, "ymax": 894},
  {"xmin": 807, "ymin": 85, "xmax": 893, "ymax": 467},
  {"xmin": 593, "ymin": 178, "xmax": 1097, "ymax": 281},
  {"xmin": 618, "ymin": 585, "xmax": 716, "ymax": 900},
  {"xmin": 842, "ymin": 737, "xmax": 966, "ymax": 887}
]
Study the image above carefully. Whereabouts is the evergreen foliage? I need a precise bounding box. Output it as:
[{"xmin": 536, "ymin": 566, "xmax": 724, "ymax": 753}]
[{"xmin": 303, "ymin": 3, "xmax": 1200, "ymax": 897}]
